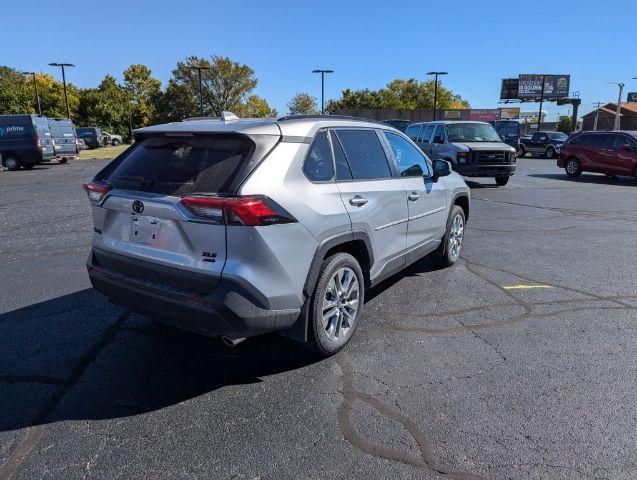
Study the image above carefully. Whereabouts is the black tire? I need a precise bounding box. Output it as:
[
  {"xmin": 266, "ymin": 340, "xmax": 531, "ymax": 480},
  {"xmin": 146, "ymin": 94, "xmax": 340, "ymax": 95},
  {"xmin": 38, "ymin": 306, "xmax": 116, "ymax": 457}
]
[
  {"xmin": 517, "ymin": 145, "xmax": 525, "ymax": 157},
  {"xmin": 633, "ymin": 166, "xmax": 637, "ymax": 185},
  {"xmin": 565, "ymin": 157, "xmax": 582, "ymax": 177},
  {"xmin": 546, "ymin": 146, "xmax": 556, "ymax": 159},
  {"xmin": 112, "ymin": 139, "xmax": 121, "ymax": 146},
  {"xmin": 495, "ymin": 175, "xmax": 509, "ymax": 186},
  {"xmin": 431, "ymin": 205, "xmax": 466, "ymax": 269},
  {"xmin": 307, "ymin": 252, "xmax": 364, "ymax": 356},
  {"xmin": 22, "ymin": 163, "xmax": 34, "ymax": 170},
  {"xmin": 4, "ymin": 156, "xmax": 20, "ymax": 171},
  {"xmin": 58, "ymin": 158, "xmax": 68, "ymax": 164}
]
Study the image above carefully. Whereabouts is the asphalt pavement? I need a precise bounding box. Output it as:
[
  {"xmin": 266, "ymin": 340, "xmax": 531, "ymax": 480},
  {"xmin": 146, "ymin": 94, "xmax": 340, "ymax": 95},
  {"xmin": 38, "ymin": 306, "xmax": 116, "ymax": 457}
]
[{"xmin": 1, "ymin": 158, "xmax": 636, "ymax": 480}]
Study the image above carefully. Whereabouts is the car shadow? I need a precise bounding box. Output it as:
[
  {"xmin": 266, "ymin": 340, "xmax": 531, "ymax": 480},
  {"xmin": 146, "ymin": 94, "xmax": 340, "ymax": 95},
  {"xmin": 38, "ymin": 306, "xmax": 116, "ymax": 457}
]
[
  {"xmin": 366, "ymin": 256, "xmax": 437, "ymax": 302},
  {"xmin": 527, "ymin": 173, "xmax": 635, "ymax": 186},
  {"xmin": 464, "ymin": 180, "xmax": 499, "ymax": 189},
  {"xmin": 0, "ymin": 289, "xmax": 322, "ymax": 432}
]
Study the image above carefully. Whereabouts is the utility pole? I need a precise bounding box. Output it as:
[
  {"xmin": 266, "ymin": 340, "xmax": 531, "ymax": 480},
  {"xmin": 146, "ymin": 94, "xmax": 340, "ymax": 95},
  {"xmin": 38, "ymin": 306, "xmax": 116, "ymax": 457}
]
[
  {"xmin": 592, "ymin": 102, "xmax": 602, "ymax": 130},
  {"xmin": 312, "ymin": 69, "xmax": 334, "ymax": 115},
  {"xmin": 185, "ymin": 65, "xmax": 211, "ymax": 117},
  {"xmin": 427, "ymin": 71, "xmax": 448, "ymax": 121},
  {"xmin": 22, "ymin": 72, "xmax": 41, "ymax": 115},
  {"xmin": 537, "ymin": 74, "xmax": 546, "ymax": 131},
  {"xmin": 49, "ymin": 63, "xmax": 75, "ymax": 119},
  {"xmin": 609, "ymin": 82, "xmax": 625, "ymax": 130}
]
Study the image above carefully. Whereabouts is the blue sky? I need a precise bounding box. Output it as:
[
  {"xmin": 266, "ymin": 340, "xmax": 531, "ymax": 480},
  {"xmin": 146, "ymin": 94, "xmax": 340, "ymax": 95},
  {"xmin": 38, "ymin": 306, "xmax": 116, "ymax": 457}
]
[{"xmin": 5, "ymin": 0, "xmax": 637, "ymax": 120}]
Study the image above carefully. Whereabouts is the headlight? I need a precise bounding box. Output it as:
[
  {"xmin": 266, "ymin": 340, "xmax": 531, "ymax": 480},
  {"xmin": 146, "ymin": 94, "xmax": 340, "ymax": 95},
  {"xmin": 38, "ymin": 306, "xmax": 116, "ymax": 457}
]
[
  {"xmin": 511, "ymin": 149, "xmax": 517, "ymax": 158},
  {"xmin": 456, "ymin": 151, "xmax": 468, "ymax": 163}
]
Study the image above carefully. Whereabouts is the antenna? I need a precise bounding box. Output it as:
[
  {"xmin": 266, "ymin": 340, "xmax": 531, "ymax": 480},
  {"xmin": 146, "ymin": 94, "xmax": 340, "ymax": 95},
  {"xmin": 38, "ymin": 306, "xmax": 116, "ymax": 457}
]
[{"xmin": 221, "ymin": 111, "xmax": 239, "ymax": 123}]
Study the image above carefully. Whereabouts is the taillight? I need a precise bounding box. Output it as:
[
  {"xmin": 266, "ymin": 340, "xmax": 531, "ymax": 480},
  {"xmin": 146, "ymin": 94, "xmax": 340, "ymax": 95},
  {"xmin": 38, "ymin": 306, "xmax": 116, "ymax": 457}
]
[
  {"xmin": 82, "ymin": 181, "xmax": 111, "ymax": 205},
  {"xmin": 180, "ymin": 195, "xmax": 296, "ymax": 226},
  {"xmin": 34, "ymin": 135, "xmax": 42, "ymax": 151}
]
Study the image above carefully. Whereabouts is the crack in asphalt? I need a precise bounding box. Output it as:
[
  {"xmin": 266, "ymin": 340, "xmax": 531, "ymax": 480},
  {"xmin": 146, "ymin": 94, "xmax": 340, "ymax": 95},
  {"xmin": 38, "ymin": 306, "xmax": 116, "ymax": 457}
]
[
  {"xmin": 335, "ymin": 351, "xmax": 487, "ymax": 480},
  {"xmin": 0, "ymin": 309, "xmax": 130, "ymax": 480}
]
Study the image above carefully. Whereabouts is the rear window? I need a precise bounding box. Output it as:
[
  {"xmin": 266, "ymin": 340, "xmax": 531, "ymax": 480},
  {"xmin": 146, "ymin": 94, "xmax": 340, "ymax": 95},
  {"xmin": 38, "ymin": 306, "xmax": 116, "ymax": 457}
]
[
  {"xmin": 77, "ymin": 128, "xmax": 95, "ymax": 137},
  {"xmin": 104, "ymin": 134, "xmax": 255, "ymax": 196}
]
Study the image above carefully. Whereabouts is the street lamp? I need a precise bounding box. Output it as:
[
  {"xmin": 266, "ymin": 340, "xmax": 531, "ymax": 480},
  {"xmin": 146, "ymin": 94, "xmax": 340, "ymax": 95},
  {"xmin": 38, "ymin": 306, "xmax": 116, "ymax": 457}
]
[
  {"xmin": 49, "ymin": 63, "xmax": 75, "ymax": 119},
  {"xmin": 22, "ymin": 71, "xmax": 41, "ymax": 115},
  {"xmin": 427, "ymin": 71, "xmax": 448, "ymax": 121},
  {"xmin": 185, "ymin": 65, "xmax": 211, "ymax": 117},
  {"xmin": 312, "ymin": 69, "xmax": 334, "ymax": 115},
  {"xmin": 608, "ymin": 82, "xmax": 625, "ymax": 130}
]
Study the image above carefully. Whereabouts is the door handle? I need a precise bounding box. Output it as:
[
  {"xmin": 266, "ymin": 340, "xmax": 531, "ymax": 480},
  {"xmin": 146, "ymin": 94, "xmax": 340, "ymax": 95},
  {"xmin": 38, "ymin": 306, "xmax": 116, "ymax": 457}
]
[
  {"xmin": 408, "ymin": 192, "xmax": 421, "ymax": 201},
  {"xmin": 349, "ymin": 195, "xmax": 368, "ymax": 207}
]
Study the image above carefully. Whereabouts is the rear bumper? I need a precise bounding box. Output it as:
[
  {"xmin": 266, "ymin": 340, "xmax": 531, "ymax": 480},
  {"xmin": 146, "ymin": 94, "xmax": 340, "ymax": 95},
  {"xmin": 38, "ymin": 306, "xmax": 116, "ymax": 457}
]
[
  {"xmin": 87, "ymin": 248, "xmax": 300, "ymax": 338},
  {"xmin": 454, "ymin": 163, "xmax": 516, "ymax": 177}
]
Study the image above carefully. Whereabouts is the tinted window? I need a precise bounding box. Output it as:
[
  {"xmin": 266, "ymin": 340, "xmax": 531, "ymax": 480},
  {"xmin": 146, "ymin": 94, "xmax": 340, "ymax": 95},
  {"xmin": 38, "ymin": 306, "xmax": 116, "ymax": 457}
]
[
  {"xmin": 433, "ymin": 125, "xmax": 446, "ymax": 142},
  {"xmin": 303, "ymin": 131, "xmax": 333, "ymax": 182},
  {"xmin": 568, "ymin": 134, "xmax": 587, "ymax": 145},
  {"xmin": 334, "ymin": 130, "xmax": 392, "ymax": 180},
  {"xmin": 384, "ymin": 132, "xmax": 430, "ymax": 177},
  {"xmin": 612, "ymin": 134, "xmax": 637, "ymax": 149},
  {"xmin": 330, "ymin": 131, "xmax": 353, "ymax": 180},
  {"xmin": 105, "ymin": 134, "xmax": 254, "ymax": 195},
  {"xmin": 586, "ymin": 134, "xmax": 615, "ymax": 148},
  {"xmin": 405, "ymin": 124, "xmax": 421, "ymax": 141},
  {"xmin": 420, "ymin": 125, "xmax": 434, "ymax": 143}
]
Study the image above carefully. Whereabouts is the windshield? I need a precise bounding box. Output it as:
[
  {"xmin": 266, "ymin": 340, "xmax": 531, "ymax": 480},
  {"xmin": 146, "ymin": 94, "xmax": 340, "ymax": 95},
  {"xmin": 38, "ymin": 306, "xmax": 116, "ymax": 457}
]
[
  {"xmin": 548, "ymin": 132, "xmax": 568, "ymax": 142},
  {"xmin": 447, "ymin": 123, "xmax": 502, "ymax": 143}
]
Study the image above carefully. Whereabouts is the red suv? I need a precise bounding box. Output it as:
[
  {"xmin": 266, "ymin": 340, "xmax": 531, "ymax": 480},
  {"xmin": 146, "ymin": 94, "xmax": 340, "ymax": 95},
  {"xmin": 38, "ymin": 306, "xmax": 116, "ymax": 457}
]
[{"xmin": 558, "ymin": 131, "xmax": 637, "ymax": 182}]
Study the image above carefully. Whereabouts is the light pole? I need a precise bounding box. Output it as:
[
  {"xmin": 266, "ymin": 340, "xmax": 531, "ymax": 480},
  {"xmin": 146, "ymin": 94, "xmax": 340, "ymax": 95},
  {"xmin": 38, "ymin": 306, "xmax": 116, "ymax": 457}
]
[
  {"xmin": 609, "ymin": 82, "xmax": 625, "ymax": 130},
  {"xmin": 592, "ymin": 102, "xmax": 602, "ymax": 131},
  {"xmin": 312, "ymin": 69, "xmax": 333, "ymax": 115},
  {"xmin": 185, "ymin": 65, "xmax": 211, "ymax": 117},
  {"xmin": 22, "ymin": 71, "xmax": 41, "ymax": 115},
  {"xmin": 427, "ymin": 71, "xmax": 447, "ymax": 121},
  {"xmin": 49, "ymin": 63, "xmax": 75, "ymax": 119}
]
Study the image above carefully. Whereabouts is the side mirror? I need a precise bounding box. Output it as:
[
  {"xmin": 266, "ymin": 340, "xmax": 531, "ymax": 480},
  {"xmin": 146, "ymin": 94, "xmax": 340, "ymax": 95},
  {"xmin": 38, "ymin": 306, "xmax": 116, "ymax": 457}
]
[{"xmin": 431, "ymin": 159, "xmax": 451, "ymax": 182}]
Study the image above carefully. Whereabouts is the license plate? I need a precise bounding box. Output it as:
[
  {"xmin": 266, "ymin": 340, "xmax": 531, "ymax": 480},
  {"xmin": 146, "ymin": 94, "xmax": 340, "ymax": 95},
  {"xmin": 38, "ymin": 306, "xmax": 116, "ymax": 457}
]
[{"xmin": 130, "ymin": 215, "xmax": 159, "ymax": 244}]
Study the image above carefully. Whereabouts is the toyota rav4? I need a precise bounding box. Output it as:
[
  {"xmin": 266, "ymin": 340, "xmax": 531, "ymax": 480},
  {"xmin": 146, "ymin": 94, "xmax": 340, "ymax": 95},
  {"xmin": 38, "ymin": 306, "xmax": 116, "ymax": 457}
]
[{"xmin": 84, "ymin": 114, "xmax": 470, "ymax": 355}]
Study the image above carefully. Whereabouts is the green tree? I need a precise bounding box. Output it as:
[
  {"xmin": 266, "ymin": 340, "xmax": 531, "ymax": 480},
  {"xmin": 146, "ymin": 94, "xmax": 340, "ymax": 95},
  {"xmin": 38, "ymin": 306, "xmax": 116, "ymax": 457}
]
[
  {"xmin": 287, "ymin": 92, "xmax": 318, "ymax": 115},
  {"xmin": 0, "ymin": 67, "xmax": 32, "ymax": 114},
  {"xmin": 237, "ymin": 95, "xmax": 278, "ymax": 118},
  {"xmin": 556, "ymin": 115, "xmax": 572, "ymax": 133},
  {"xmin": 123, "ymin": 64, "xmax": 161, "ymax": 128},
  {"xmin": 326, "ymin": 78, "xmax": 469, "ymax": 113},
  {"xmin": 77, "ymin": 75, "xmax": 130, "ymax": 137},
  {"xmin": 173, "ymin": 56, "xmax": 258, "ymax": 116},
  {"xmin": 151, "ymin": 80, "xmax": 199, "ymax": 123}
]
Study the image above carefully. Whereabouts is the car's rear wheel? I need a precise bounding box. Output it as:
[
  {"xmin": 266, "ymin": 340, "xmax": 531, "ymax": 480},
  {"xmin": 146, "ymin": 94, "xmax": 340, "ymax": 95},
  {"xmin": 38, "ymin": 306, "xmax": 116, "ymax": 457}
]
[
  {"xmin": 4, "ymin": 156, "xmax": 20, "ymax": 171},
  {"xmin": 308, "ymin": 252, "xmax": 364, "ymax": 356},
  {"xmin": 112, "ymin": 139, "xmax": 120, "ymax": 146},
  {"xmin": 431, "ymin": 205, "xmax": 465, "ymax": 268},
  {"xmin": 546, "ymin": 146, "xmax": 556, "ymax": 159},
  {"xmin": 58, "ymin": 158, "xmax": 68, "ymax": 164},
  {"xmin": 22, "ymin": 163, "xmax": 34, "ymax": 170},
  {"xmin": 565, "ymin": 157, "xmax": 582, "ymax": 177},
  {"xmin": 517, "ymin": 144, "xmax": 525, "ymax": 157},
  {"xmin": 495, "ymin": 175, "xmax": 509, "ymax": 186}
]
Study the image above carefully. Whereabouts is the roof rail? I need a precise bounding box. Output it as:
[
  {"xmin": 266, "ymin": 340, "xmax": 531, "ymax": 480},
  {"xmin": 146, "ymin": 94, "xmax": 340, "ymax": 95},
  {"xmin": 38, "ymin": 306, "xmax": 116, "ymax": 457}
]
[{"xmin": 277, "ymin": 114, "xmax": 389, "ymax": 126}]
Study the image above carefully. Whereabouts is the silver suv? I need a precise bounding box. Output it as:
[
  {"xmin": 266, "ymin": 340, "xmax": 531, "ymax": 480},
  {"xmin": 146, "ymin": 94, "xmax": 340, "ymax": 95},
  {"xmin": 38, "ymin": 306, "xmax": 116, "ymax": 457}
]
[
  {"xmin": 84, "ymin": 114, "xmax": 470, "ymax": 355},
  {"xmin": 406, "ymin": 120, "xmax": 517, "ymax": 186}
]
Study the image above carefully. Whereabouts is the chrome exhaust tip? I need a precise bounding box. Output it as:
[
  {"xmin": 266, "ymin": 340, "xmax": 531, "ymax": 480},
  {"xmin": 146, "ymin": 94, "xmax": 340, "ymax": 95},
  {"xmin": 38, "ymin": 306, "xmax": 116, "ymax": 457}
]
[{"xmin": 221, "ymin": 336, "xmax": 246, "ymax": 347}]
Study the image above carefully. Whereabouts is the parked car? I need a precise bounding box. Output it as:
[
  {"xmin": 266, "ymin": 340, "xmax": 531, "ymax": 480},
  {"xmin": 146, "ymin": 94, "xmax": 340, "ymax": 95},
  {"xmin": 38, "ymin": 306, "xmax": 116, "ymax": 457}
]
[
  {"xmin": 102, "ymin": 131, "xmax": 123, "ymax": 146},
  {"xmin": 0, "ymin": 114, "xmax": 55, "ymax": 170},
  {"xmin": 47, "ymin": 118, "xmax": 79, "ymax": 163},
  {"xmin": 406, "ymin": 120, "xmax": 516, "ymax": 186},
  {"xmin": 558, "ymin": 130, "xmax": 637, "ymax": 181},
  {"xmin": 518, "ymin": 131, "xmax": 568, "ymax": 158},
  {"xmin": 491, "ymin": 120, "xmax": 521, "ymax": 149},
  {"xmin": 84, "ymin": 114, "xmax": 470, "ymax": 354},
  {"xmin": 76, "ymin": 127, "xmax": 102, "ymax": 149},
  {"xmin": 77, "ymin": 138, "xmax": 88, "ymax": 150},
  {"xmin": 382, "ymin": 119, "xmax": 411, "ymax": 133}
]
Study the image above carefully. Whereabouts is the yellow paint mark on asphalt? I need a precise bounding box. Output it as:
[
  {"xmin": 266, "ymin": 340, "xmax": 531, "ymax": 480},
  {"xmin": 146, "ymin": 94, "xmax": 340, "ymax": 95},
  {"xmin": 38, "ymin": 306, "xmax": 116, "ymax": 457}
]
[{"xmin": 502, "ymin": 284, "xmax": 552, "ymax": 290}]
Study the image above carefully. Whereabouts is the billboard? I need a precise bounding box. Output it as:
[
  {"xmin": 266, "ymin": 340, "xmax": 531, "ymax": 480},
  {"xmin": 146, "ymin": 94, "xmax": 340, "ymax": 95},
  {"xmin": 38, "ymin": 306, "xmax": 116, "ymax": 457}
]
[
  {"xmin": 499, "ymin": 107, "xmax": 521, "ymax": 119},
  {"xmin": 500, "ymin": 78, "xmax": 519, "ymax": 100},
  {"xmin": 627, "ymin": 92, "xmax": 637, "ymax": 103},
  {"xmin": 518, "ymin": 74, "xmax": 570, "ymax": 99},
  {"xmin": 469, "ymin": 109, "xmax": 500, "ymax": 122},
  {"xmin": 443, "ymin": 110, "xmax": 462, "ymax": 119}
]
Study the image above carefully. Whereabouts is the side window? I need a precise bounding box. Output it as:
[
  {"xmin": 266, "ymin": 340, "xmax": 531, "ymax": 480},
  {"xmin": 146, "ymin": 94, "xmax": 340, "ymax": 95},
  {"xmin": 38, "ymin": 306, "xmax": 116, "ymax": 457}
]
[
  {"xmin": 588, "ymin": 134, "xmax": 614, "ymax": 148},
  {"xmin": 330, "ymin": 131, "xmax": 353, "ymax": 180},
  {"xmin": 612, "ymin": 134, "xmax": 637, "ymax": 149},
  {"xmin": 569, "ymin": 134, "xmax": 587, "ymax": 146},
  {"xmin": 405, "ymin": 124, "xmax": 421, "ymax": 142},
  {"xmin": 303, "ymin": 130, "xmax": 334, "ymax": 182},
  {"xmin": 420, "ymin": 125, "xmax": 434, "ymax": 143},
  {"xmin": 433, "ymin": 125, "xmax": 445, "ymax": 143},
  {"xmin": 334, "ymin": 129, "xmax": 392, "ymax": 180},
  {"xmin": 384, "ymin": 132, "xmax": 431, "ymax": 177}
]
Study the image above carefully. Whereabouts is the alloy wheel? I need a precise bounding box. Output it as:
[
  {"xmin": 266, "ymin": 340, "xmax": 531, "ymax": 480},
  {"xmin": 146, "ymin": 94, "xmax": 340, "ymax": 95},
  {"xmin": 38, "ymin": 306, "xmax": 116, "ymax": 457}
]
[
  {"xmin": 448, "ymin": 213, "xmax": 464, "ymax": 261},
  {"xmin": 322, "ymin": 267, "xmax": 360, "ymax": 343}
]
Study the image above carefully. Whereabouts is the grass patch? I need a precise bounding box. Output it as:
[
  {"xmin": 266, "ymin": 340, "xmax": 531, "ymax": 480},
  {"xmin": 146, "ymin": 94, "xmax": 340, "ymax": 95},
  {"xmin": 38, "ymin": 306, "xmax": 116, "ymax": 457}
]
[{"xmin": 80, "ymin": 144, "xmax": 129, "ymax": 161}]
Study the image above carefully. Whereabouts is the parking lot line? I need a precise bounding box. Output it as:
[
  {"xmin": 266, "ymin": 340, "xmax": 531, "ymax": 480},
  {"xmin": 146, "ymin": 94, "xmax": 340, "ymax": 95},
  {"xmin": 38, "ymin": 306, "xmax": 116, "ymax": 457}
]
[{"xmin": 502, "ymin": 284, "xmax": 552, "ymax": 290}]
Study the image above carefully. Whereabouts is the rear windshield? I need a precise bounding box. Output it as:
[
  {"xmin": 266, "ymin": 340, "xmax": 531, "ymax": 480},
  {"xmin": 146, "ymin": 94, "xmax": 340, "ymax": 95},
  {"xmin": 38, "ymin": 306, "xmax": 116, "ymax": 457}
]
[
  {"xmin": 76, "ymin": 128, "xmax": 95, "ymax": 137},
  {"xmin": 103, "ymin": 134, "xmax": 255, "ymax": 196}
]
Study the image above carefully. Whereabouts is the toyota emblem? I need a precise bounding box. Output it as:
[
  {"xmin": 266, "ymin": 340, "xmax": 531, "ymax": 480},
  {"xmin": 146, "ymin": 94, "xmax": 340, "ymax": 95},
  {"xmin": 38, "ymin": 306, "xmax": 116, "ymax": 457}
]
[{"xmin": 132, "ymin": 200, "xmax": 144, "ymax": 214}]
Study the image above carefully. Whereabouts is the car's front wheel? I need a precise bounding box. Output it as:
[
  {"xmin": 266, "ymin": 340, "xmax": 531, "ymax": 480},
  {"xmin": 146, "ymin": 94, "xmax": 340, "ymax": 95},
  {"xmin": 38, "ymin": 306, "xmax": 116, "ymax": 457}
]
[
  {"xmin": 495, "ymin": 175, "xmax": 509, "ymax": 186},
  {"xmin": 112, "ymin": 139, "xmax": 121, "ymax": 146},
  {"xmin": 431, "ymin": 205, "xmax": 465, "ymax": 268},
  {"xmin": 3, "ymin": 156, "xmax": 20, "ymax": 171},
  {"xmin": 565, "ymin": 157, "xmax": 582, "ymax": 177},
  {"xmin": 545, "ymin": 146, "xmax": 556, "ymax": 159},
  {"xmin": 517, "ymin": 144, "xmax": 525, "ymax": 157},
  {"xmin": 308, "ymin": 253, "xmax": 364, "ymax": 356}
]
